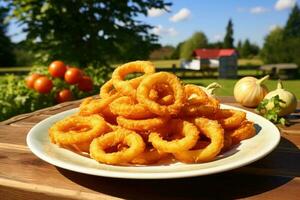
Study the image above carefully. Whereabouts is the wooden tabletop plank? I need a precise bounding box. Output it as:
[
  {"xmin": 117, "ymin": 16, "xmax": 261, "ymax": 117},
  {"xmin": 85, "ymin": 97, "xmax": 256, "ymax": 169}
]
[
  {"xmin": 1, "ymin": 146, "xmax": 300, "ymax": 200},
  {"xmin": 0, "ymin": 96, "xmax": 299, "ymax": 200}
]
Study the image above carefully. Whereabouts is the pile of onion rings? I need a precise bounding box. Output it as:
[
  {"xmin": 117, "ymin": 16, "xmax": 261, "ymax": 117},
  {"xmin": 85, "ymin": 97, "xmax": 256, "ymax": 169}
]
[{"xmin": 49, "ymin": 60, "xmax": 256, "ymax": 165}]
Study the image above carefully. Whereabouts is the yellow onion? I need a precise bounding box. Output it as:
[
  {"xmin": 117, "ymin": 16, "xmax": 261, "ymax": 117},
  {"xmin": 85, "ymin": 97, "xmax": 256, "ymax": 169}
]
[
  {"xmin": 199, "ymin": 82, "xmax": 221, "ymax": 97},
  {"xmin": 234, "ymin": 75, "xmax": 269, "ymax": 107},
  {"xmin": 264, "ymin": 80, "xmax": 297, "ymax": 116}
]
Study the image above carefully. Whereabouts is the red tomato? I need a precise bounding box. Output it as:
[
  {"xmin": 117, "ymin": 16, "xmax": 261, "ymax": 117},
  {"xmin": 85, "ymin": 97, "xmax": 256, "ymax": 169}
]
[
  {"xmin": 34, "ymin": 76, "xmax": 53, "ymax": 94},
  {"xmin": 56, "ymin": 89, "xmax": 73, "ymax": 103},
  {"xmin": 78, "ymin": 76, "xmax": 93, "ymax": 92},
  {"xmin": 25, "ymin": 73, "xmax": 42, "ymax": 89},
  {"xmin": 64, "ymin": 67, "xmax": 83, "ymax": 84},
  {"xmin": 48, "ymin": 60, "xmax": 67, "ymax": 78}
]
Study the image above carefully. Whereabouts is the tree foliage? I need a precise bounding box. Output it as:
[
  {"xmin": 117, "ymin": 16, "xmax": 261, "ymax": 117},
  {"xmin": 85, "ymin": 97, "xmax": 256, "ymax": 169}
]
[
  {"xmin": 261, "ymin": 4, "xmax": 300, "ymax": 66},
  {"xmin": 261, "ymin": 28, "xmax": 287, "ymax": 63},
  {"xmin": 180, "ymin": 32, "xmax": 208, "ymax": 60},
  {"xmin": 239, "ymin": 39, "xmax": 260, "ymax": 58},
  {"xmin": 0, "ymin": 6, "xmax": 15, "ymax": 66},
  {"xmin": 4, "ymin": 0, "xmax": 171, "ymax": 67},
  {"xmin": 171, "ymin": 42, "xmax": 183, "ymax": 59},
  {"xmin": 284, "ymin": 4, "xmax": 300, "ymax": 38},
  {"xmin": 149, "ymin": 45, "xmax": 175, "ymax": 60},
  {"xmin": 223, "ymin": 19, "xmax": 234, "ymax": 48}
]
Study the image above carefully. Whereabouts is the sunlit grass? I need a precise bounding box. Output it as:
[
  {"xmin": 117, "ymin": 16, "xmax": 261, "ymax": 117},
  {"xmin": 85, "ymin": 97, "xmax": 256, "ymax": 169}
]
[{"xmin": 183, "ymin": 78, "xmax": 300, "ymax": 98}]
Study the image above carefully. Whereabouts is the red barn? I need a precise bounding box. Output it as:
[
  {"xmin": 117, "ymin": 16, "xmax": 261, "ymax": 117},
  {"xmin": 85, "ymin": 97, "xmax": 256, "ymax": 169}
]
[
  {"xmin": 192, "ymin": 48, "xmax": 238, "ymax": 78},
  {"xmin": 192, "ymin": 49, "xmax": 237, "ymax": 59}
]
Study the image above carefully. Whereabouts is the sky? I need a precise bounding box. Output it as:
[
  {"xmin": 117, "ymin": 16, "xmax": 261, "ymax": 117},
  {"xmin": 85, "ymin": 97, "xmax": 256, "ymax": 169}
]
[{"xmin": 6, "ymin": 0, "xmax": 300, "ymax": 47}]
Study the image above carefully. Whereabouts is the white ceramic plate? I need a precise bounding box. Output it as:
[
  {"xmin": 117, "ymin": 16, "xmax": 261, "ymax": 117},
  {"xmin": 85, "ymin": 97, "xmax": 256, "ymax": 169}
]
[{"xmin": 26, "ymin": 104, "xmax": 280, "ymax": 179}]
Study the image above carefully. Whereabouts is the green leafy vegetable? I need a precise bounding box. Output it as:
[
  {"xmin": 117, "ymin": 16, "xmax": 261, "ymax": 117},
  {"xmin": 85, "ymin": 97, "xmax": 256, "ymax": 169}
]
[{"xmin": 256, "ymin": 95, "xmax": 288, "ymax": 125}]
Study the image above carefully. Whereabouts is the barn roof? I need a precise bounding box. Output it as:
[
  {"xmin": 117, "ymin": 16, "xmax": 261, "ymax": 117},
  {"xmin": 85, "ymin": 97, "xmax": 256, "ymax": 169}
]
[{"xmin": 193, "ymin": 49, "xmax": 237, "ymax": 59}]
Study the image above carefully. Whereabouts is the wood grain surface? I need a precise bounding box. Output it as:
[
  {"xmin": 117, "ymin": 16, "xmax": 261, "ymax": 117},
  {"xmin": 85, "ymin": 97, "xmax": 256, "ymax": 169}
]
[{"xmin": 0, "ymin": 96, "xmax": 299, "ymax": 200}]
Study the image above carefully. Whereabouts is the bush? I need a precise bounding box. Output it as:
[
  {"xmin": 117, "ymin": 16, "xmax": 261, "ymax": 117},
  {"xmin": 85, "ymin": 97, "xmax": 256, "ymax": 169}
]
[{"xmin": 0, "ymin": 65, "xmax": 111, "ymax": 121}]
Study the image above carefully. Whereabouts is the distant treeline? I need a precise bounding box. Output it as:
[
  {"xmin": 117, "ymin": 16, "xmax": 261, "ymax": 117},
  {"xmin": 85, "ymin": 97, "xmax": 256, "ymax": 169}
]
[{"xmin": 151, "ymin": 4, "xmax": 300, "ymax": 68}]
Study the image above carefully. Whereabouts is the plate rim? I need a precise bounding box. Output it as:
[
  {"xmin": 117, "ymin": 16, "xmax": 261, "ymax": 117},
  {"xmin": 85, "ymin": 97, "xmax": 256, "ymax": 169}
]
[{"xmin": 26, "ymin": 104, "xmax": 281, "ymax": 179}]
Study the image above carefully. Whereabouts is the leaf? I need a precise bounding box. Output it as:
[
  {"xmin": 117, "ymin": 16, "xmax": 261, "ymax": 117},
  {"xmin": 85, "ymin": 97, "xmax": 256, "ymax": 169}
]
[{"xmin": 256, "ymin": 95, "xmax": 288, "ymax": 125}]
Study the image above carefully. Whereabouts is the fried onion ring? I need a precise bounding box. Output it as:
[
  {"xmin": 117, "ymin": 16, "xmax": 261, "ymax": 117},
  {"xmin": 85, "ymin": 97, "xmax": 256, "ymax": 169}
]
[
  {"xmin": 227, "ymin": 120, "xmax": 256, "ymax": 144},
  {"xmin": 137, "ymin": 72, "xmax": 184, "ymax": 116},
  {"xmin": 184, "ymin": 84, "xmax": 209, "ymax": 105},
  {"xmin": 116, "ymin": 116, "xmax": 168, "ymax": 131},
  {"xmin": 99, "ymin": 79, "xmax": 117, "ymax": 99},
  {"xmin": 131, "ymin": 147, "xmax": 169, "ymax": 165},
  {"xmin": 49, "ymin": 115, "xmax": 110, "ymax": 145},
  {"xmin": 214, "ymin": 109, "xmax": 246, "ymax": 130},
  {"xmin": 90, "ymin": 128, "xmax": 145, "ymax": 165},
  {"xmin": 173, "ymin": 118, "xmax": 224, "ymax": 163},
  {"xmin": 79, "ymin": 94, "xmax": 120, "ymax": 116},
  {"xmin": 110, "ymin": 96, "xmax": 154, "ymax": 119},
  {"xmin": 148, "ymin": 119, "xmax": 199, "ymax": 153},
  {"xmin": 181, "ymin": 96, "xmax": 220, "ymax": 117},
  {"xmin": 112, "ymin": 61, "xmax": 155, "ymax": 98}
]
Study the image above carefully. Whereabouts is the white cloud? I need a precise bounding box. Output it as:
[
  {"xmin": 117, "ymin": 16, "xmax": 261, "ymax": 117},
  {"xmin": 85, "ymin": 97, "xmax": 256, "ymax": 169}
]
[
  {"xmin": 152, "ymin": 25, "xmax": 178, "ymax": 36},
  {"xmin": 147, "ymin": 8, "xmax": 167, "ymax": 17},
  {"xmin": 169, "ymin": 8, "xmax": 191, "ymax": 22},
  {"xmin": 275, "ymin": 0, "xmax": 296, "ymax": 11},
  {"xmin": 250, "ymin": 6, "xmax": 269, "ymax": 14},
  {"xmin": 269, "ymin": 24, "xmax": 281, "ymax": 31}
]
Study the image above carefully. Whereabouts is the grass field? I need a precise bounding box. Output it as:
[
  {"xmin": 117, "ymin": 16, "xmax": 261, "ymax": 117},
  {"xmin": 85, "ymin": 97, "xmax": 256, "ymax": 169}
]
[
  {"xmin": 151, "ymin": 58, "xmax": 263, "ymax": 68},
  {"xmin": 183, "ymin": 78, "xmax": 300, "ymax": 98},
  {"xmin": 1, "ymin": 58, "xmax": 299, "ymax": 99}
]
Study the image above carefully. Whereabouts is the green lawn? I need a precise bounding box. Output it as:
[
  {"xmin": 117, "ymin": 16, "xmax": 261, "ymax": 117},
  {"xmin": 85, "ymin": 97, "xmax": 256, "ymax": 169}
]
[
  {"xmin": 183, "ymin": 78, "xmax": 300, "ymax": 98},
  {"xmin": 238, "ymin": 58, "xmax": 263, "ymax": 66},
  {"xmin": 151, "ymin": 58, "xmax": 263, "ymax": 68}
]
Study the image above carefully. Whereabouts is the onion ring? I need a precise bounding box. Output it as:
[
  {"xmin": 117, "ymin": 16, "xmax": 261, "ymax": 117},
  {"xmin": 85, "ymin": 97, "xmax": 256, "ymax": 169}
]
[
  {"xmin": 149, "ymin": 84, "xmax": 174, "ymax": 105},
  {"xmin": 112, "ymin": 61, "xmax": 155, "ymax": 98},
  {"xmin": 116, "ymin": 116, "xmax": 168, "ymax": 131},
  {"xmin": 99, "ymin": 79, "xmax": 117, "ymax": 99},
  {"xmin": 49, "ymin": 115, "xmax": 110, "ymax": 145},
  {"xmin": 214, "ymin": 109, "xmax": 246, "ymax": 130},
  {"xmin": 110, "ymin": 96, "xmax": 155, "ymax": 119},
  {"xmin": 148, "ymin": 119, "xmax": 199, "ymax": 153},
  {"xmin": 222, "ymin": 133, "xmax": 233, "ymax": 152},
  {"xmin": 89, "ymin": 128, "xmax": 145, "ymax": 165},
  {"xmin": 173, "ymin": 118, "xmax": 224, "ymax": 163},
  {"xmin": 184, "ymin": 84, "xmax": 209, "ymax": 105},
  {"xmin": 181, "ymin": 96, "xmax": 220, "ymax": 117},
  {"xmin": 131, "ymin": 147, "xmax": 170, "ymax": 165},
  {"xmin": 227, "ymin": 120, "xmax": 256, "ymax": 144},
  {"xmin": 79, "ymin": 94, "xmax": 120, "ymax": 116},
  {"xmin": 137, "ymin": 72, "xmax": 184, "ymax": 116}
]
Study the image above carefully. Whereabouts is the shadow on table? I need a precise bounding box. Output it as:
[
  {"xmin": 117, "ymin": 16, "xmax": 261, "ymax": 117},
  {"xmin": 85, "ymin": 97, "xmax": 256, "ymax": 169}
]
[{"xmin": 57, "ymin": 137, "xmax": 299, "ymax": 200}]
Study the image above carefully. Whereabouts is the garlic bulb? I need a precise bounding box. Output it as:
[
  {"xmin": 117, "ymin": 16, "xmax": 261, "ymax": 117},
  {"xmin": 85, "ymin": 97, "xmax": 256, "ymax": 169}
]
[
  {"xmin": 234, "ymin": 75, "xmax": 269, "ymax": 107},
  {"xmin": 264, "ymin": 80, "xmax": 297, "ymax": 116}
]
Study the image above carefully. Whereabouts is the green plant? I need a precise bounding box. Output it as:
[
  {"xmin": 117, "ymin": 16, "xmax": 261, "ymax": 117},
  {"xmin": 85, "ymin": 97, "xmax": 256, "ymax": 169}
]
[
  {"xmin": 256, "ymin": 95, "xmax": 287, "ymax": 125},
  {"xmin": 0, "ymin": 65, "xmax": 110, "ymax": 121}
]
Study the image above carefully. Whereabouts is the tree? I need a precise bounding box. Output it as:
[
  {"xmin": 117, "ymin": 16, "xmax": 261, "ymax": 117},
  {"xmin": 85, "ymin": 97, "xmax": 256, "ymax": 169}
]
[
  {"xmin": 149, "ymin": 45, "xmax": 175, "ymax": 60},
  {"xmin": 180, "ymin": 32, "xmax": 208, "ymax": 60},
  {"xmin": 261, "ymin": 27, "xmax": 287, "ymax": 64},
  {"xmin": 0, "ymin": 6, "xmax": 15, "ymax": 66},
  {"xmin": 284, "ymin": 4, "xmax": 300, "ymax": 38},
  {"xmin": 240, "ymin": 39, "xmax": 260, "ymax": 58},
  {"xmin": 171, "ymin": 42, "xmax": 183, "ymax": 59},
  {"xmin": 236, "ymin": 40, "xmax": 242, "ymax": 54},
  {"xmin": 261, "ymin": 4, "xmax": 300, "ymax": 67},
  {"xmin": 223, "ymin": 19, "xmax": 234, "ymax": 48},
  {"xmin": 4, "ymin": 0, "xmax": 171, "ymax": 67}
]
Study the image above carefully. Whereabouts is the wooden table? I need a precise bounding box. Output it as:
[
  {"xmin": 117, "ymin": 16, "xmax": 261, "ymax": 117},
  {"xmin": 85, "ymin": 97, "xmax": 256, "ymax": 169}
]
[{"xmin": 1, "ymin": 96, "xmax": 300, "ymax": 200}]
